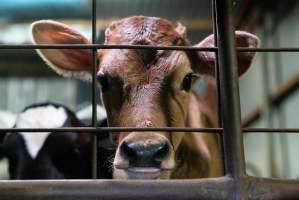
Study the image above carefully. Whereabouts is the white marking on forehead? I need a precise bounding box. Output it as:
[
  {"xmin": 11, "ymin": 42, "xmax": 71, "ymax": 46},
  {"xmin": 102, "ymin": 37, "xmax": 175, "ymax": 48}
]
[{"xmin": 16, "ymin": 105, "xmax": 68, "ymax": 158}]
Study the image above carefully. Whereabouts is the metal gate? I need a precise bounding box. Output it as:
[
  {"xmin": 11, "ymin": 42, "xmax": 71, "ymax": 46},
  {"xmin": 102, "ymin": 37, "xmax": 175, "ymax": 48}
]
[{"xmin": 0, "ymin": 0, "xmax": 299, "ymax": 199}]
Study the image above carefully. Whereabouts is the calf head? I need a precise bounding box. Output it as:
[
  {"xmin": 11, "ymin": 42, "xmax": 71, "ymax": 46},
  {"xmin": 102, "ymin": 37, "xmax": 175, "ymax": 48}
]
[
  {"xmin": 0, "ymin": 103, "xmax": 93, "ymax": 179},
  {"xmin": 31, "ymin": 16, "xmax": 259, "ymax": 179}
]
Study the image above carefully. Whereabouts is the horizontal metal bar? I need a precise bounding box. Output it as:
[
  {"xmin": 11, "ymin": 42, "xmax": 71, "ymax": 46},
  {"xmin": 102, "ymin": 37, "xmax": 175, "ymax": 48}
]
[
  {"xmin": 0, "ymin": 127, "xmax": 222, "ymax": 133},
  {"xmin": 1, "ymin": 44, "xmax": 299, "ymax": 52},
  {"xmin": 0, "ymin": 44, "xmax": 217, "ymax": 51},
  {"xmin": 237, "ymin": 47, "xmax": 299, "ymax": 52},
  {"xmin": 243, "ymin": 128, "xmax": 299, "ymax": 133},
  {"xmin": 2, "ymin": 127, "xmax": 299, "ymax": 133},
  {"xmin": 0, "ymin": 177, "xmax": 231, "ymax": 200},
  {"xmin": 247, "ymin": 176, "xmax": 299, "ymax": 200},
  {"xmin": 0, "ymin": 176, "xmax": 299, "ymax": 200}
]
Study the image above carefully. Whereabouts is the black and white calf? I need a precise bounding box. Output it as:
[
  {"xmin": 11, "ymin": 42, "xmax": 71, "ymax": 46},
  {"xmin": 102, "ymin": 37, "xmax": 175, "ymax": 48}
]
[{"xmin": 0, "ymin": 102, "xmax": 114, "ymax": 179}]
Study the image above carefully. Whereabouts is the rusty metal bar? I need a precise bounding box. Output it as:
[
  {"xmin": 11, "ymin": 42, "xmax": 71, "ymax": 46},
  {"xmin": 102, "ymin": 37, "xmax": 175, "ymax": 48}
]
[{"xmin": 215, "ymin": 0, "xmax": 246, "ymax": 199}]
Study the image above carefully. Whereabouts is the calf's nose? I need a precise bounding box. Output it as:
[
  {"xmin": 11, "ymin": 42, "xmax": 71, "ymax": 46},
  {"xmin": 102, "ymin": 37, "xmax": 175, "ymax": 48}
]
[{"xmin": 120, "ymin": 140, "xmax": 170, "ymax": 167}]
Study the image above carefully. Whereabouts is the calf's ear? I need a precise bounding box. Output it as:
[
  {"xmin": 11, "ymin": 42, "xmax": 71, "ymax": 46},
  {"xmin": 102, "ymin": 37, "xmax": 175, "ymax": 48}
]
[
  {"xmin": 193, "ymin": 31, "xmax": 260, "ymax": 77},
  {"xmin": 31, "ymin": 20, "xmax": 95, "ymax": 80}
]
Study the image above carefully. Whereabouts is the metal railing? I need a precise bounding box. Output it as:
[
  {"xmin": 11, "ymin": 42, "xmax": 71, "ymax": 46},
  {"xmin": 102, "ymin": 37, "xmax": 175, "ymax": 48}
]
[{"xmin": 0, "ymin": 0, "xmax": 299, "ymax": 199}]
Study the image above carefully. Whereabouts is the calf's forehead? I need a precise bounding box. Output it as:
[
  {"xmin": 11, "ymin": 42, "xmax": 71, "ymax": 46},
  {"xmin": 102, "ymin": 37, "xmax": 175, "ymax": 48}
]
[
  {"xmin": 99, "ymin": 49, "xmax": 192, "ymax": 85},
  {"xmin": 99, "ymin": 16, "xmax": 191, "ymax": 84},
  {"xmin": 104, "ymin": 16, "xmax": 183, "ymax": 45}
]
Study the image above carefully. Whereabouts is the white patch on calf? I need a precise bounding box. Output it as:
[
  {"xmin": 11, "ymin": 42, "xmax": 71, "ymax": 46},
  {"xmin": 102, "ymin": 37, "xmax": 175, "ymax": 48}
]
[{"xmin": 16, "ymin": 105, "xmax": 67, "ymax": 158}]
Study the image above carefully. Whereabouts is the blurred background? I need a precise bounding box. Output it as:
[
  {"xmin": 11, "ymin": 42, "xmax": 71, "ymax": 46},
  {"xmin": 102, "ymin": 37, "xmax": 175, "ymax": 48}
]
[{"xmin": 0, "ymin": 0, "xmax": 298, "ymax": 179}]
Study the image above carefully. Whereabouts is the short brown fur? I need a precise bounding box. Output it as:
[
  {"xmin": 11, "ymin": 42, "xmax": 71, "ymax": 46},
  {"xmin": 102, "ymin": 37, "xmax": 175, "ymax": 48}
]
[{"xmin": 31, "ymin": 16, "xmax": 259, "ymax": 179}]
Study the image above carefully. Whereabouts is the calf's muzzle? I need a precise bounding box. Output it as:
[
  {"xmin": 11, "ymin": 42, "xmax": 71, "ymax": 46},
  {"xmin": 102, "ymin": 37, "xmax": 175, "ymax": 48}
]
[{"xmin": 120, "ymin": 139, "xmax": 170, "ymax": 168}]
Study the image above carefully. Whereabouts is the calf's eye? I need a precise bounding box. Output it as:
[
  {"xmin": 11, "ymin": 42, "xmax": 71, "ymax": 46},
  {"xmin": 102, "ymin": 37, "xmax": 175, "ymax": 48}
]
[
  {"xmin": 181, "ymin": 73, "xmax": 199, "ymax": 92},
  {"xmin": 97, "ymin": 74, "xmax": 109, "ymax": 92}
]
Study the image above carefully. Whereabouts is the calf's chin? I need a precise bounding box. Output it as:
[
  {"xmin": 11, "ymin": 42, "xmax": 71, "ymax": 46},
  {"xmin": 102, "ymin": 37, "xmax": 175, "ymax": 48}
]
[{"xmin": 113, "ymin": 168, "xmax": 172, "ymax": 179}]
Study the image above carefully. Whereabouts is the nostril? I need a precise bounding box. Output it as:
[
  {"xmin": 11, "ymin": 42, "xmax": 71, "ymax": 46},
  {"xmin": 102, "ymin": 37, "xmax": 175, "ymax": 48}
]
[
  {"xmin": 121, "ymin": 141, "xmax": 137, "ymax": 161},
  {"xmin": 154, "ymin": 142, "xmax": 170, "ymax": 161}
]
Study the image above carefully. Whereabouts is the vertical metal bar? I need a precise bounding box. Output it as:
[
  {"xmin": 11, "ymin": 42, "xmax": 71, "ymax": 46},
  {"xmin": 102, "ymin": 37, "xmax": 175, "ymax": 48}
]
[
  {"xmin": 91, "ymin": 0, "xmax": 98, "ymax": 179},
  {"xmin": 212, "ymin": 0, "xmax": 226, "ymax": 176},
  {"xmin": 215, "ymin": 0, "xmax": 246, "ymax": 199}
]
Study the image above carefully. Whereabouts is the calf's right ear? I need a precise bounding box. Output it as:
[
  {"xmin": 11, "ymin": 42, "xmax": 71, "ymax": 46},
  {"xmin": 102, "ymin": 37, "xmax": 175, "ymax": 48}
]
[{"xmin": 31, "ymin": 20, "xmax": 96, "ymax": 80}]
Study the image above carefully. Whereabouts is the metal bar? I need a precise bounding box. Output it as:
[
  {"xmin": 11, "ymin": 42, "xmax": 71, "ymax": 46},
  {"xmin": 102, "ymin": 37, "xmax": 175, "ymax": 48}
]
[
  {"xmin": 0, "ymin": 177, "xmax": 231, "ymax": 200},
  {"xmin": 91, "ymin": 0, "xmax": 98, "ymax": 179},
  {"xmin": 237, "ymin": 47, "xmax": 299, "ymax": 52},
  {"xmin": 3, "ymin": 127, "xmax": 299, "ymax": 133},
  {"xmin": 244, "ymin": 128, "xmax": 299, "ymax": 133},
  {"xmin": 212, "ymin": 0, "xmax": 226, "ymax": 177},
  {"xmin": 212, "ymin": 0, "xmax": 222, "ymax": 128},
  {"xmin": 247, "ymin": 177, "xmax": 299, "ymax": 200},
  {"xmin": 1, "ymin": 44, "xmax": 299, "ymax": 52},
  {"xmin": 1, "ymin": 176, "xmax": 299, "ymax": 200},
  {"xmin": 0, "ymin": 127, "xmax": 222, "ymax": 133},
  {"xmin": 215, "ymin": 0, "xmax": 246, "ymax": 199},
  {"xmin": 0, "ymin": 44, "xmax": 217, "ymax": 51}
]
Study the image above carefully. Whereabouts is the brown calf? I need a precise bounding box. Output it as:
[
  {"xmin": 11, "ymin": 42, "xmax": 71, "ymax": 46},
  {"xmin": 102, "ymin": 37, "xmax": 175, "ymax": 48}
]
[{"xmin": 31, "ymin": 16, "xmax": 259, "ymax": 179}]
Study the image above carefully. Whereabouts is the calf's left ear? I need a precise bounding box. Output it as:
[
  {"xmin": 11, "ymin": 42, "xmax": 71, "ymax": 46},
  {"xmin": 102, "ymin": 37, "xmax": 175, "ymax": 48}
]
[
  {"xmin": 193, "ymin": 31, "xmax": 260, "ymax": 77},
  {"xmin": 31, "ymin": 20, "xmax": 95, "ymax": 80}
]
